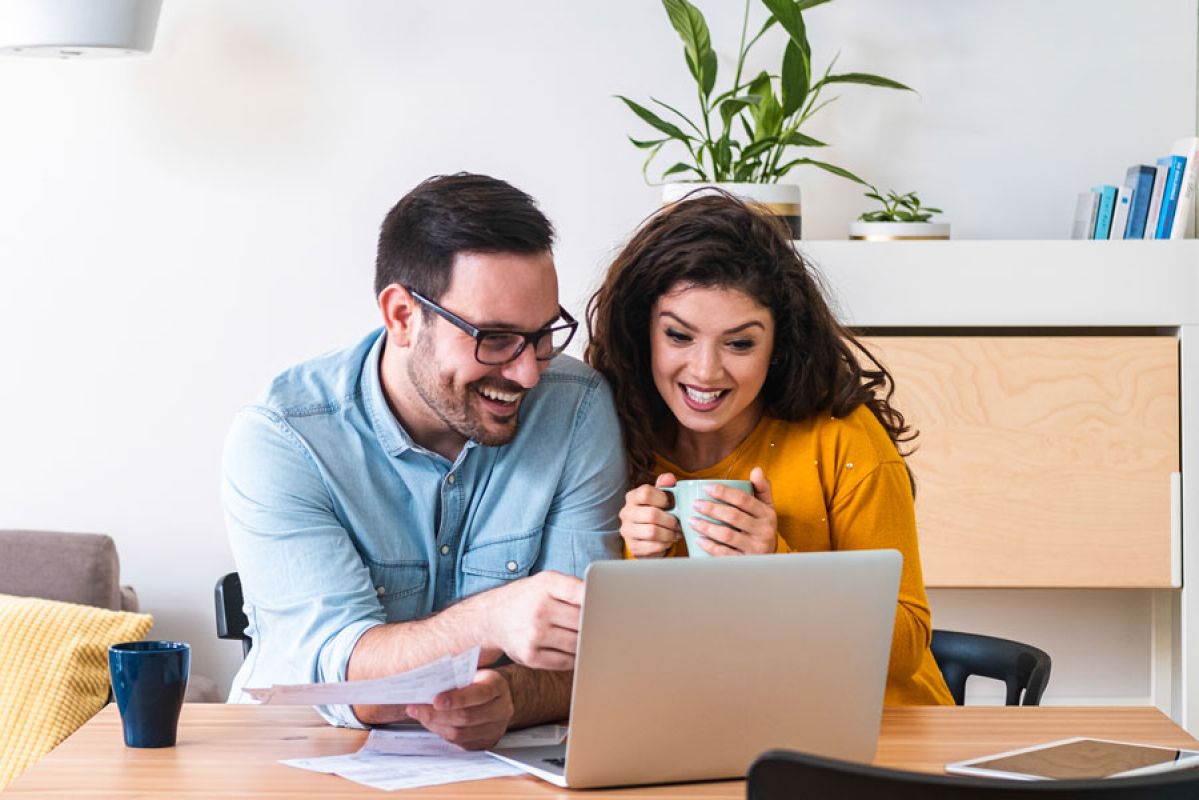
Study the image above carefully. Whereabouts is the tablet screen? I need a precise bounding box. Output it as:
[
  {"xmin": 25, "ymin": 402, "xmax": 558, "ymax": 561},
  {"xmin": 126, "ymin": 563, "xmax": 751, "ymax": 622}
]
[{"xmin": 968, "ymin": 739, "xmax": 1194, "ymax": 779}]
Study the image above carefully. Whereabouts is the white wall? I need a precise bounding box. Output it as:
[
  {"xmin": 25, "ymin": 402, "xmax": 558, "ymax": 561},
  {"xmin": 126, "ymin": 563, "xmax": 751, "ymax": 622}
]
[{"xmin": 1, "ymin": 0, "xmax": 1195, "ymax": 697}]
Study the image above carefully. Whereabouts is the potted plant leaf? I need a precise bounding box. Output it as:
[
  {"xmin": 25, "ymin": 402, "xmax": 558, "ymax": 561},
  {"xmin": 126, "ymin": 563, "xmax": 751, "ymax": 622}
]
[
  {"xmin": 619, "ymin": 0, "xmax": 913, "ymax": 238},
  {"xmin": 849, "ymin": 187, "xmax": 949, "ymax": 240}
]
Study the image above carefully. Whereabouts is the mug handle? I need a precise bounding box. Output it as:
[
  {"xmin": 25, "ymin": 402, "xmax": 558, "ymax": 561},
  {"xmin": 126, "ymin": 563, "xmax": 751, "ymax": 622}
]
[{"xmin": 660, "ymin": 485, "xmax": 678, "ymax": 516}]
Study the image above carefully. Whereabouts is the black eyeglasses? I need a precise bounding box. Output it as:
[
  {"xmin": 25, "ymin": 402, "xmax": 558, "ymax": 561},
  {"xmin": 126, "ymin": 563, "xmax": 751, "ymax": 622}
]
[{"xmin": 408, "ymin": 289, "xmax": 578, "ymax": 366}]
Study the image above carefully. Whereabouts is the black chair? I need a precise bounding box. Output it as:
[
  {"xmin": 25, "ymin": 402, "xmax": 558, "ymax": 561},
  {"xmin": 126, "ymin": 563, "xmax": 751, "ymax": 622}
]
[
  {"xmin": 748, "ymin": 749, "xmax": 1199, "ymax": 800},
  {"xmin": 931, "ymin": 629, "xmax": 1051, "ymax": 706},
  {"xmin": 215, "ymin": 571, "xmax": 252, "ymax": 658}
]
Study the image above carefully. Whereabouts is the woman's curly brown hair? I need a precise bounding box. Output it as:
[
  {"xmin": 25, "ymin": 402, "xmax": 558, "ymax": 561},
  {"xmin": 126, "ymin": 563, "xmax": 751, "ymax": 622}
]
[{"xmin": 585, "ymin": 190, "xmax": 916, "ymax": 492}]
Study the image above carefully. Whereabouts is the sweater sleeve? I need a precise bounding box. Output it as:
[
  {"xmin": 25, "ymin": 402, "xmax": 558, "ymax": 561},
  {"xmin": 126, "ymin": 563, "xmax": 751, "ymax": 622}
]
[{"xmin": 827, "ymin": 460, "xmax": 932, "ymax": 683}]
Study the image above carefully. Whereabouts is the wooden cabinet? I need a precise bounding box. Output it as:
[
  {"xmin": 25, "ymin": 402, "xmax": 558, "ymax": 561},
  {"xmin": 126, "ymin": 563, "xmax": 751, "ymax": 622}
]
[
  {"xmin": 800, "ymin": 240, "xmax": 1199, "ymax": 727},
  {"xmin": 862, "ymin": 335, "xmax": 1179, "ymax": 588}
]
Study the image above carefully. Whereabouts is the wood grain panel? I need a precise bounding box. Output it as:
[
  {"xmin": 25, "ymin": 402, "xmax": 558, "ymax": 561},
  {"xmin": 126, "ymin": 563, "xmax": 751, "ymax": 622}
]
[{"xmin": 861, "ymin": 336, "xmax": 1179, "ymax": 588}]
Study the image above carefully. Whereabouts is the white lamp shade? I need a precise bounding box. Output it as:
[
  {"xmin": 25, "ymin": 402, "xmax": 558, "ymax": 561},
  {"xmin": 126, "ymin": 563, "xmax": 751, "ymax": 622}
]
[{"xmin": 0, "ymin": 0, "xmax": 163, "ymax": 57}]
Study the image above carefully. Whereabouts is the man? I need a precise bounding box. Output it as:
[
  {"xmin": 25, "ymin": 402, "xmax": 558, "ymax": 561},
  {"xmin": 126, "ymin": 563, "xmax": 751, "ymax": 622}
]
[{"xmin": 222, "ymin": 173, "xmax": 625, "ymax": 749}]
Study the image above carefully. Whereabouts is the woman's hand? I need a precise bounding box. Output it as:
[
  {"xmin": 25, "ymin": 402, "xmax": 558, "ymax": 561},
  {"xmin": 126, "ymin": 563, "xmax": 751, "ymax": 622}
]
[
  {"xmin": 692, "ymin": 467, "xmax": 779, "ymax": 556},
  {"xmin": 618, "ymin": 473, "xmax": 681, "ymax": 558}
]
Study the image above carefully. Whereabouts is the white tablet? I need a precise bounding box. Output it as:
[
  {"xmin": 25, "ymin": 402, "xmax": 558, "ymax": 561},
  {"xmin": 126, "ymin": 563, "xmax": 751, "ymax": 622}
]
[{"xmin": 945, "ymin": 737, "xmax": 1199, "ymax": 780}]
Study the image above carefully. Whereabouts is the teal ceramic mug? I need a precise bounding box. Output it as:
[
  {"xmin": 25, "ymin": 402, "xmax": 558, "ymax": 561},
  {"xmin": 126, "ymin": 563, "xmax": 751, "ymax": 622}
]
[{"xmin": 661, "ymin": 479, "xmax": 753, "ymax": 558}]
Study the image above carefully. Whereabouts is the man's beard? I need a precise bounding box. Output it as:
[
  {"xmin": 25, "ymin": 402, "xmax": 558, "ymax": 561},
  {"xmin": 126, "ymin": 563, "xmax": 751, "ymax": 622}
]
[{"xmin": 407, "ymin": 329, "xmax": 526, "ymax": 447}]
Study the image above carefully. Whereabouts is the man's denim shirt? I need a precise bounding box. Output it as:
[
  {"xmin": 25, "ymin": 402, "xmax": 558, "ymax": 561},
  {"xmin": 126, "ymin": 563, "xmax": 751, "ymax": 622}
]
[{"xmin": 222, "ymin": 329, "xmax": 625, "ymax": 726}]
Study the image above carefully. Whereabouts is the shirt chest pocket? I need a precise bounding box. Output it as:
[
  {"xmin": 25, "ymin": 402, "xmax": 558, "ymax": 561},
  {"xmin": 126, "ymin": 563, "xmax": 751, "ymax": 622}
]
[
  {"xmin": 459, "ymin": 527, "xmax": 541, "ymax": 598},
  {"xmin": 364, "ymin": 558, "xmax": 429, "ymax": 622}
]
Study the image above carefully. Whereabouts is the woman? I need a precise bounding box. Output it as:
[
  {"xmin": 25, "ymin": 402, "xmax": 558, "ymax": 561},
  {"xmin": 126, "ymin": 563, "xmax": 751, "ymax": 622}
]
[{"xmin": 585, "ymin": 191, "xmax": 953, "ymax": 706}]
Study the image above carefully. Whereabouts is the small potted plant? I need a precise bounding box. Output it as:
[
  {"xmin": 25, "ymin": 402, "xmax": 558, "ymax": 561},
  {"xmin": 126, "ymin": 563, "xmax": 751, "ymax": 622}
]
[
  {"xmin": 619, "ymin": 0, "xmax": 913, "ymax": 239},
  {"xmin": 849, "ymin": 187, "xmax": 949, "ymax": 240}
]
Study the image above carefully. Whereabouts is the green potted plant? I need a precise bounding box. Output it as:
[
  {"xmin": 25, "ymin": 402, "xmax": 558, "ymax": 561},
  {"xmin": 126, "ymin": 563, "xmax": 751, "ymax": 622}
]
[
  {"xmin": 619, "ymin": 0, "xmax": 913, "ymax": 238},
  {"xmin": 849, "ymin": 187, "xmax": 949, "ymax": 240}
]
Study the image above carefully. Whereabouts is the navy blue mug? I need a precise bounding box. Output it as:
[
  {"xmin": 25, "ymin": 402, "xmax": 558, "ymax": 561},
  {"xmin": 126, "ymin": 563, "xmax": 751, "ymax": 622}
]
[{"xmin": 108, "ymin": 641, "xmax": 190, "ymax": 748}]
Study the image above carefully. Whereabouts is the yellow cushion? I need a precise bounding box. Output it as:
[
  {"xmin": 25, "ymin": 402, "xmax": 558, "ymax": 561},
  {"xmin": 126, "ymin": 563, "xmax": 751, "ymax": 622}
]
[{"xmin": 0, "ymin": 593, "xmax": 152, "ymax": 788}]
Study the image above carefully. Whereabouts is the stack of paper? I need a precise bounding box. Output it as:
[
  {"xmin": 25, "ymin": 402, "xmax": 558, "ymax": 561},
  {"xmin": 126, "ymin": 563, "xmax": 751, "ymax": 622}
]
[{"xmin": 283, "ymin": 724, "xmax": 569, "ymax": 791}]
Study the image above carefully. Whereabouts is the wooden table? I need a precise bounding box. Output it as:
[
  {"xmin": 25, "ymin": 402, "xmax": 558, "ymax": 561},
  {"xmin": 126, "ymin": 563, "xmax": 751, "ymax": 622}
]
[{"xmin": 6, "ymin": 704, "xmax": 1197, "ymax": 798}]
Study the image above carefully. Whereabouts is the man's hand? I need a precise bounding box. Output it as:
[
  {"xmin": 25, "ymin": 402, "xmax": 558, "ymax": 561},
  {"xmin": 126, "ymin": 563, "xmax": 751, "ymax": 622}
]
[
  {"xmin": 404, "ymin": 669, "xmax": 514, "ymax": 750},
  {"xmin": 471, "ymin": 571, "xmax": 583, "ymax": 670},
  {"xmin": 347, "ymin": 571, "xmax": 582, "ymax": 726}
]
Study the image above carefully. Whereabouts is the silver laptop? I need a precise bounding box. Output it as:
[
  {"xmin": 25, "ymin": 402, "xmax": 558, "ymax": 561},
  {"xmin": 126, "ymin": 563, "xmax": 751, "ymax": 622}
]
[{"xmin": 489, "ymin": 549, "xmax": 901, "ymax": 788}]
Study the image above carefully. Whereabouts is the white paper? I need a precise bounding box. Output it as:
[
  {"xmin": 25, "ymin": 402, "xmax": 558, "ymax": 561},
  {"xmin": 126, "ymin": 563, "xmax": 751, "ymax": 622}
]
[
  {"xmin": 282, "ymin": 750, "xmax": 523, "ymax": 791},
  {"xmin": 280, "ymin": 715, "xmax": 567, "ymax": 790},
  {"xmin": 363, "ymin": 722, "xmax": 568, "ymax": 757},
  {"xmin": 273, "ymin": 650, "xmax": 566, "ymax": 792},
  {"xmin": 363, "ymin": 729, "xmax": 468, "ymax": 758},
  {"xmin": 245, "ymin": 645, "xmax": 480, "ymax": 705}
]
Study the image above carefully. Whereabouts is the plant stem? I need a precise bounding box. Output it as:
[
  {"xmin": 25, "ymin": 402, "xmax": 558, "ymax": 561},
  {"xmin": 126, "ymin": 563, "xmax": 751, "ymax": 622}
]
[
  {"xmin": 732, "ymin": 0, "xmax": 751, "ymax": 97},
  {"xmin": 698, "ymin": 85, "xmax": 716, "ymax": 179},
  {"xmin": 684, "ymin": 140, "xmax": 707, "ymax": 181}
]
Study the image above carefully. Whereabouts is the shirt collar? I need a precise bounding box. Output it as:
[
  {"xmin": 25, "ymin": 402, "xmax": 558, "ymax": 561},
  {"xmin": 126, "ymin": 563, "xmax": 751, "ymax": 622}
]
[
  {"xmin": 362, "ymin": 328, "xmax": 478, "ymax": 461},
  {"xmin": 363, "ymin": 330, "xmax": 415, "ymax": 457}
]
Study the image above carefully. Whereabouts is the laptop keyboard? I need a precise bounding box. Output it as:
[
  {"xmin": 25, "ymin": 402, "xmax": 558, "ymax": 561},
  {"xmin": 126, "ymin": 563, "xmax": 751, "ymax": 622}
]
[{"xmin": 542, "ymin": 757, "xmax": 566, "ymax": 768}]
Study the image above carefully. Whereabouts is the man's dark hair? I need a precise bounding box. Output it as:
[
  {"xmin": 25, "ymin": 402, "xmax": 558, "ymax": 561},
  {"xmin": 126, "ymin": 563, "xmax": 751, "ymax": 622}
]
[{"xmin": 374, "ymin": 172, "xmax": 555, "ymax": 300}]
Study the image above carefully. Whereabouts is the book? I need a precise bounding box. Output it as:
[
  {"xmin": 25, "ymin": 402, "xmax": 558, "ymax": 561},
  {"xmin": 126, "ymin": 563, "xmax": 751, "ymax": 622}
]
[
  {"xmin": 1169, "ymin": 137, "xmax": 1199, "ymax": 238},
  {"xmin": 1090, "ymin": 185, "xmax": 1117, "ymax": 239},
  {"xmin": 1154, "ymin": 155, "xmax": 1186, "ymax": 239},
  {"xmin": 1143, "ymin": 163, "xmax": 1169, "ymax": 239},
  {"xmin": 1123, "ymin": 165, "xmax": 1156, "ymax": 239},
  {"xmin": 1109, "ymin": 186, "xmax": 1132, "ymax": 240},
  {"xmin": 1070, "ymin": 190, "xmax": 1100, "ymax": 239}
]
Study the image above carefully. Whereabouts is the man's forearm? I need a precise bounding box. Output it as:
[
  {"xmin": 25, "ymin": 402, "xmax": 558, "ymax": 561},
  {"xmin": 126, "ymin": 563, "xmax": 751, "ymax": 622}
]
[
  {"xmin": 346, "ymin": 573, "xmax": 582, "ymax": 726},
  {"xmin": 349, "ymin": 599, "xmax": 494, "ymax": 725},
  {"xmin": 499, "ymin": 665, "xmax": 573, "ymax": 728}
]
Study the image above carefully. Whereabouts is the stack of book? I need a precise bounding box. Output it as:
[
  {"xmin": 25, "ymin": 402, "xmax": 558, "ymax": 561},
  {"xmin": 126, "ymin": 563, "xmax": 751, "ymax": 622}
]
[{"xmin": 1071, "ymin": 137, "xmax": 1199, "ymax": 240}]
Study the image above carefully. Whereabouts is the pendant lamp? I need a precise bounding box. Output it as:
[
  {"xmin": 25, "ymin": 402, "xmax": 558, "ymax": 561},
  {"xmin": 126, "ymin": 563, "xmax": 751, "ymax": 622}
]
[{"xmin": 0, "ymin": 0, "xmax": 163, "ymax": 58}]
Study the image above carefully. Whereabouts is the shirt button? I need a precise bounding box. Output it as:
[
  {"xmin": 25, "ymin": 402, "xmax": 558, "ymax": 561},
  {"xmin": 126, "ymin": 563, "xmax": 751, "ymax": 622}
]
[
  {"xmin": 440, "ymin": 545, "xmax": 450, "ymax": 556},
  {"xmin": 506, "ymin": 561, "xmax": 518, "ymax": 573},
  {"xmin": 447, "ymin": 474, "xmax": 455, "ymax": 485},
  {"xmin": 376, "ymin": 585, "xmax": 386, "ymax": 595}
]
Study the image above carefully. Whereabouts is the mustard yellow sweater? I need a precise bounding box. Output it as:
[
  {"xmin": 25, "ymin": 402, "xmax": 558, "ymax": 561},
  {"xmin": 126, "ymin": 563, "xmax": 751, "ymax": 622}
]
[{"xmin": 650, "ymin": 406, "xmax": 954, "ymax": 707}]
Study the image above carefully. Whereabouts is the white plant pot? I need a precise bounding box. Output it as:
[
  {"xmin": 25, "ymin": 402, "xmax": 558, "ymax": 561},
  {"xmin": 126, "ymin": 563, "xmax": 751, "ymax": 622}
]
[
  {"xmin": 662, "ymin": 182, "xmax": 802, "ymax": 239},
  {"xmin": 848, "ymin": 221, "xmax": 951, "ymax": 241}
]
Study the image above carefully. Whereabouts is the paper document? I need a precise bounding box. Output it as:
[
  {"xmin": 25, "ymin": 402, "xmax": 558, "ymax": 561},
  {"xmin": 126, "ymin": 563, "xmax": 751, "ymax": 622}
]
[
  {"xmin": 282, "ymin": 751, "xmax": 522, "ymax": 791},
  {"xmin": 245, "ymin": 646, "xmax": 480, "ymax": 705},
  {"xmin": 280, "ymin": 718, "xmax": 567, "ymax": 790},
  {"xmin": 364, "ymin": 723, "xmax": 568, "ymax": 757}
]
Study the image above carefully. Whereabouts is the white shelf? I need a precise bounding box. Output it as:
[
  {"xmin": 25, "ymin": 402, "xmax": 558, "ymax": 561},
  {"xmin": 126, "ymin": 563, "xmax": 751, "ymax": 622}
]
[{"xmin": 798, "ymin": 240, "xmax": 1199, "ymax": 327}]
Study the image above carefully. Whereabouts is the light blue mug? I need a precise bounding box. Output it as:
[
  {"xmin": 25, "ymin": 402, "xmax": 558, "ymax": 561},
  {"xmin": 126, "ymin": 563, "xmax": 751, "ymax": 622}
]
[{"xmin": 661, "ymin": 479, "xmax": 753, "ymax": 558}]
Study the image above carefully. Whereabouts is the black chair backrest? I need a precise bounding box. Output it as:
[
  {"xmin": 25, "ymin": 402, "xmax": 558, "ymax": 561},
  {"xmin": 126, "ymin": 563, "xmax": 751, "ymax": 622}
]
[
  {"xmin": 748, "ymin": 749, "xmax": 1199, "ymax": 800},
  {"xmin": 214, "ymin": 571, "xmax": 252, "ymax": 658},
  {"xmin": 931, "ymin": 629, "xmax": 1051, "ymax": 706}
]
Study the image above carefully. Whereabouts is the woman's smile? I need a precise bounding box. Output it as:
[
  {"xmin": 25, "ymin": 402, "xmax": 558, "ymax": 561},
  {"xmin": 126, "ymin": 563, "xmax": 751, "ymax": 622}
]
[
  {"xmin": 650, "ymin": 283, "xmax": 775, "ymax": 468},
  {"xmin": 680, "ymin": 384, "xmax": 730, "ymax": 410}
]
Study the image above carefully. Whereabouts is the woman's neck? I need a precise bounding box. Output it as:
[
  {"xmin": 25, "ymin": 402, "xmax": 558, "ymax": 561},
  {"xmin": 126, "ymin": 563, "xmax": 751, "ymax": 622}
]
[{"xmin": 664, "ymin": 402, "xmax": 764, "ymax": 473}]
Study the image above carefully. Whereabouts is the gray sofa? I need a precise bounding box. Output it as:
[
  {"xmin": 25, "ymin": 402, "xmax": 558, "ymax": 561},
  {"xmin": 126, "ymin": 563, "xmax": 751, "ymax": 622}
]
[{"xmin": 0, "ymin": 529, "xmax": 219, "ymax": 702}]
